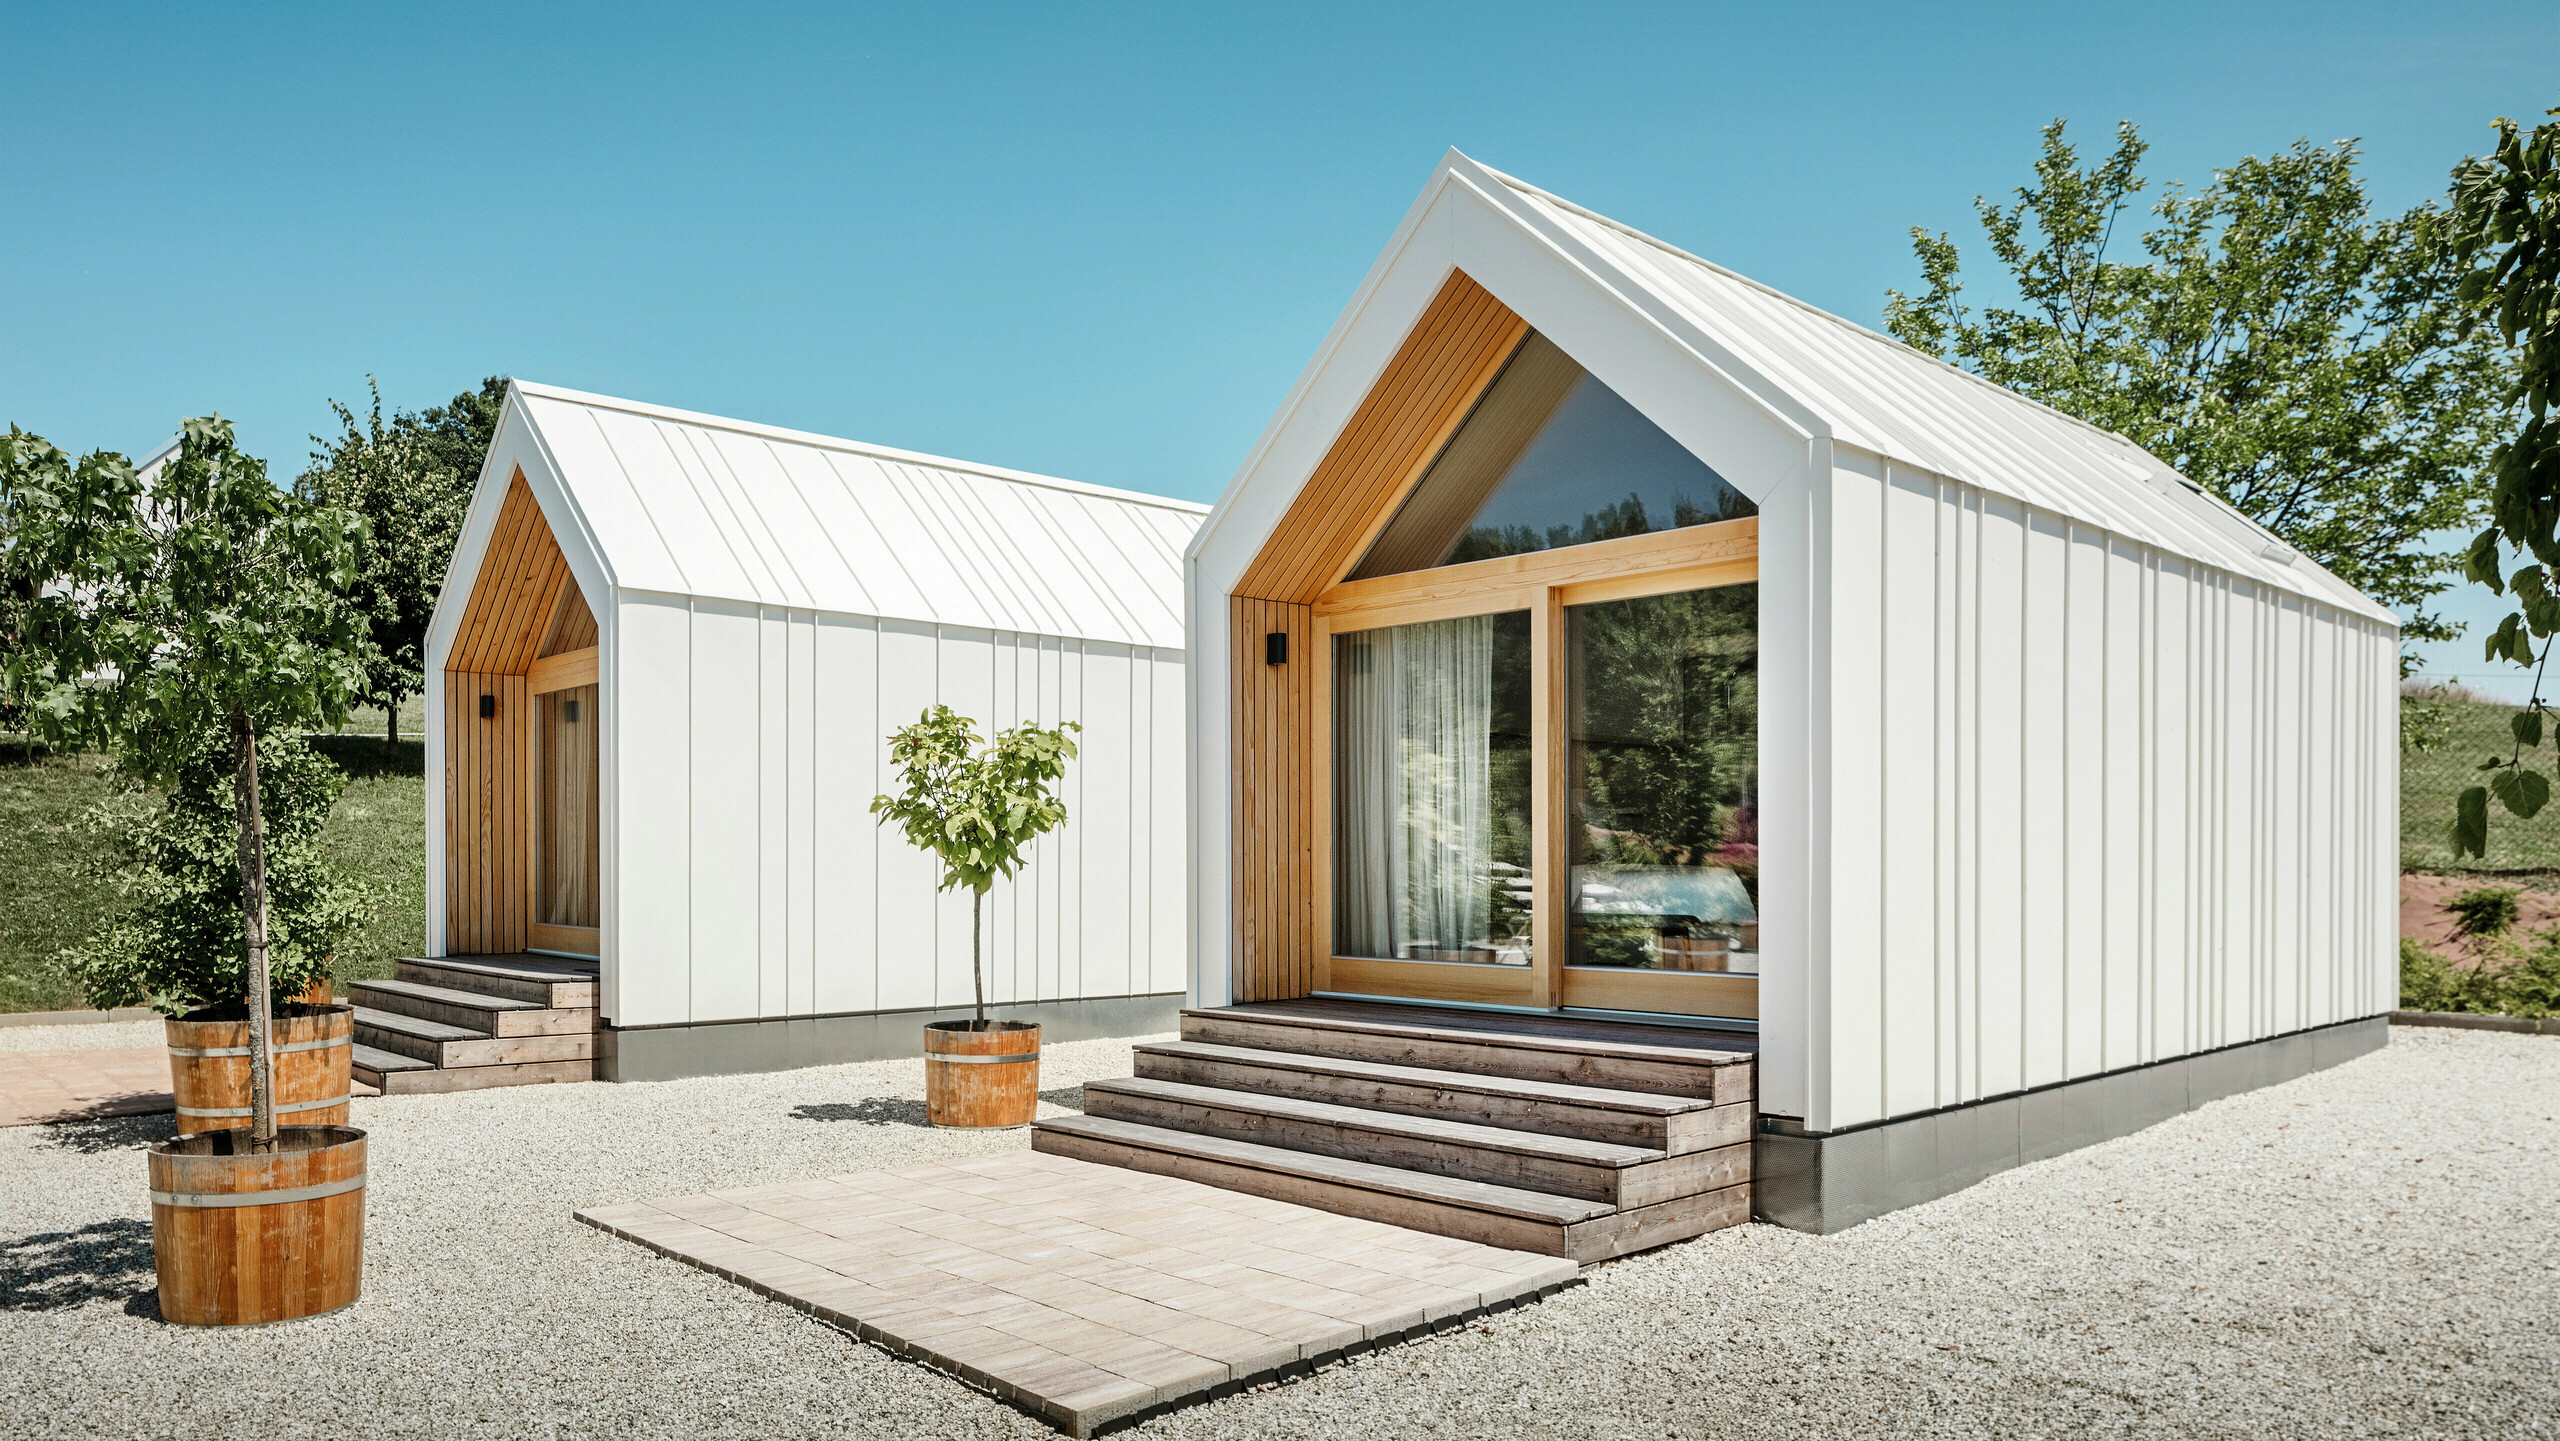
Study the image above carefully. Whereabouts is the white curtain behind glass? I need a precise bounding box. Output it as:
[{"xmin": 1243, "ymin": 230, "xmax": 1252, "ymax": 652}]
[{"xmin": 1334, "ymin": 617, "xmax": 1495, "ymax": 959}]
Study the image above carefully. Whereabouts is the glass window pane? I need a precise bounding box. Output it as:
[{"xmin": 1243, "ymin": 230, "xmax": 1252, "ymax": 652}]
[
  {"xmin": 1566, "ymin": 585, "xmax": 1757, "ymax": 977},
  {"xmin": 1333, "ymin": 611, "xmax": 1533, "ymax": 964},
  {"xmin": 539, "ymin": 683, "xmax": 600, "ymax": 929},
  {"xmin": 1351, "ymin": 331, "xmax": 1755, "ymax": 581}
]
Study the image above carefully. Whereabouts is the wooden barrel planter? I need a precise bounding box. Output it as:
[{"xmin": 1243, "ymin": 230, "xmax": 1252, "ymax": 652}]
[
  {"xmin": 923, "ymin": 1020, "xmax": 1041, "ymax": 1128},
  {"xmin": 148, "ymin": 1124, "xmax": 366, "ymax": 1325},
  {"xmin": 166, "ymin": 1003, "xmax": 354, "ymax": 1137}
]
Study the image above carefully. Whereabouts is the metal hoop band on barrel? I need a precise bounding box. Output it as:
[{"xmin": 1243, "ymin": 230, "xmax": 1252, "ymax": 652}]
[
  {"xmin": 149, "ymin": 1173, "xmax": 368, "ymax": 1209},
  {"xmin": 166, "ymin": 1035, "xmax": 353, "ymax": 1059},
  {"xmin": 175, "ymin": 1093, "xmax": 353, "ymax": 1118},
  {"xmin": 928, "ymin": 1052, "xmax": 1041, "ymax": 1065}
]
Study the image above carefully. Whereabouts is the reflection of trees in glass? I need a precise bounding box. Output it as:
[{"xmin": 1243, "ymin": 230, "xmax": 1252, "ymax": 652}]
[
  {"xmin": 1484, "ymin": 613, "xmax": 1534, "ymax": 947},
  {"xmin": 1570, "ymin": 585, "xmax": 1758, "ymax": 966},
  {"xmin": 1448, "ymin": 490, "xmax": 1757, "ymax": 566}
]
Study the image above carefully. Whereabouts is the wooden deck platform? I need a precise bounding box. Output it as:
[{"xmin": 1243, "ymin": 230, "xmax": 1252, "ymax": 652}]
[{"xmin": 577, "ymin": 1150, "xmax": 1579, "ymax": 1437}]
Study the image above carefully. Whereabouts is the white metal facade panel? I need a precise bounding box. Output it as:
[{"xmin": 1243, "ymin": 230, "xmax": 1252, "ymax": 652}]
[
  {"xmin": 603, "ymin": 595, "xmax": 1187, "ymax": 1028},
  {"xmin": 1812, "ymin": 447, "xmax": 2398, "ymax": 1131},
  {"xmin": 612, "ymin": 596, "xmax": 693, "ymax": 1027}
]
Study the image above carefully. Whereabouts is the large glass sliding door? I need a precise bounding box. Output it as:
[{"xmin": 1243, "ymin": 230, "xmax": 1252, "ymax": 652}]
[
  {"xmin": 1332, "ymin": 612, "xmax": 1534, "ymax": 969},
  {"xmin": 1558, "ymin": 586, "xmax": 1758, "ymax": 1018}
]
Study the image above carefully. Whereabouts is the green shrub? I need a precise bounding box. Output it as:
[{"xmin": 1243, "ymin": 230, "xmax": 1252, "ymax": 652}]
[
  {"xmin": 2494, "ymin": 931, "xmax": 2560, "ymax": 1019},
  {"xmin": 63, "ymin": 729, "xmax": 375, "ymax": 1015},
  {"xmin": 2443, "ymin": 885, "xmax": 2522, "ymax": 940},
  {"xmin": 2399, "ymin": 932, "xmax": 2560, "ymax": 1019}
]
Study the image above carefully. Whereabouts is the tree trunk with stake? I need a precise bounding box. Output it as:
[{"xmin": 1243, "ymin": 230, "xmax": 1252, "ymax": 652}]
[
  {"xmin": 971, "ymin": 889, "xmax": 985, "ymax": 1031},
  {"xmin": 228, "ymin": 708, "xmax": 278, "ymax": 1150}
]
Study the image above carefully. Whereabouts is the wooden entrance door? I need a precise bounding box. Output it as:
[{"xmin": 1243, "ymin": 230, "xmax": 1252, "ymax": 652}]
[{"xmin": 526, "ymin": 647, "xmax": 600, "ymax": 956}]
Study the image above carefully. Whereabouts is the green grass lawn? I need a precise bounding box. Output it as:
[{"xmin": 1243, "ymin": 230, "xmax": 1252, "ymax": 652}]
[
  {"xmin": 2402, "ymin": 695, "xmax": 2560, "ymax": 875},
  {"xmin": 0, "ymin": 697, "xmax": 428, "ymax": 1013}
]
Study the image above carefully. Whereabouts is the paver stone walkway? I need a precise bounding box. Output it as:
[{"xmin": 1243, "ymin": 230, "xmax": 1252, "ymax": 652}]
[{"xmin": 577, "ymin": 1149, "xmax": 1580, "ymax": 1436}]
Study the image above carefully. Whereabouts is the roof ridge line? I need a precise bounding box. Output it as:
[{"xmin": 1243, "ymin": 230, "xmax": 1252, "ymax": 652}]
[
  {"xmin": 508, "ymin": 380, "xmax": 1211, "ymax": 515},
  {"xmin": 1468, "ymin": 162, "xmax": 2171, "ymax": 467}
]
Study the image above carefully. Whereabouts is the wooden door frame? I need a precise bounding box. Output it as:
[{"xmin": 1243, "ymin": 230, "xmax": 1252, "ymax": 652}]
[
  {"xmin": 525, "ymin": 645, "xmax": 602, "ymax": 958},
  {"xmin": 1305, "ymin": 518, "xmax": 1761, "ymax": 1019}
]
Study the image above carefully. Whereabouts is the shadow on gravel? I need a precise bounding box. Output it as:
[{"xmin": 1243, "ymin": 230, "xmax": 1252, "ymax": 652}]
[
  {"xmin": 34, "ymin": 1112, "xmax": 175, "ymax": 1156},
  {"xmin": 790, "ymin": 1086, "xmax": 1085, "ymax": 1127},
  {"xmin": 0, "ymin": 1217, "xmax": 156, "ymax": 1312},
  {"xmin": 792, "ymin": 1099, "xmax": 931, "ymax": 1127}
]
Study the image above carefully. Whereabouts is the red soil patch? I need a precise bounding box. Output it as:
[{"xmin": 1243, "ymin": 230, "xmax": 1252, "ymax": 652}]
[{"xmin": 2401, "ymin": 872, "xmax": 2560, "ymax": 959}]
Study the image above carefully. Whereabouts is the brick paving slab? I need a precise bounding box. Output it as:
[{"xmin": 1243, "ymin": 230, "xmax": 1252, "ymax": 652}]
[
  {"xmin": 577, "ymin": 1148, "xmax": 1582, "ymax": 1437},
  {"xmin": 0, "ymin": 1045, "xmax": 172, "ymax": 1126},
  {"xmin": 0, "ymin": 1042, "xmax": 380, "ymax": 1127}
]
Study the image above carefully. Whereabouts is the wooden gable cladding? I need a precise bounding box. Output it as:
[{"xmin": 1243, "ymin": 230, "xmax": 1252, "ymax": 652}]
[
  {"xmin": 1232, "ymin": 271, "xmax": 1530, "ymax": 606},
  {"xmin": 1230, "ymin": 596, "xmax": 1313, "ymax": 1002},
  {"xmin": 447, "ymin": 470, "xmax": 575, "ymax": 674},
  {"xmin": 540, "ymin": 581, "xmax": 598, "ymax": 657},
  {"xmin": 445, "ymin": 671, "xmax": 528, "ymax": 954},
  {"xmin": 1225, "ymin": 270, "xmax": 1527, "ymax": 1003},
  {"xmin": 443, "ymin": 468, "xmax": 585, "ymax": 955}
]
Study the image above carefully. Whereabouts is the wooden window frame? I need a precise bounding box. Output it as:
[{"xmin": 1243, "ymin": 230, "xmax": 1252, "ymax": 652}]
[
  {"xmin": 525, "ymin": 646, "xmax": 601, "ymax": 958},
  {"xmin": 1309, "ymin": 517, "xmax": 1760, "ymax": 1017}
]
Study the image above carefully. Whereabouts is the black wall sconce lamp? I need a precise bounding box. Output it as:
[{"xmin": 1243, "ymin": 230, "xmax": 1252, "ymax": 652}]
[
  {"xmin": 479, "ymin": 694, "xmax": 495, "ymax": 719},
  {"xmin": 1265, "ymin": 632, "xmax": 1288, "ymax": 666}
]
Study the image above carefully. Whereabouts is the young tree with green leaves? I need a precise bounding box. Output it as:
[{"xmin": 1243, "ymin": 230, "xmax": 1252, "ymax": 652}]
[
  {"xmin": 2444, "ymin": 106, "xmax": 2560, "ymax": 857},
  {"xmin": 297, "ymin": 376, "xmax": 505, "ymax": 744},
  {"xmin": 66, "ymin": 729, "xmax": 374, "ymax": 1014},
  {"xmin": 1886, "ymin": 120, "xmax": 2508, "ymax": 642},
  {"xmin": 871, "ymin": 705, "xmax": 1079, "ymax": 1029},
  {"xmin": 1, "ymin": 417, "xmax": 372, "ymax": 1149}
]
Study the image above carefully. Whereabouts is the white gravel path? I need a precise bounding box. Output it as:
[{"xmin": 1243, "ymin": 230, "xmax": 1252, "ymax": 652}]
[
  {"xmin": 0, "ymin": 1019, "xmax": 161, "ymax": 1054},
  {"xmin": 1, "ymin": 1027, "xmax": 2552, "ymax": 1440}
]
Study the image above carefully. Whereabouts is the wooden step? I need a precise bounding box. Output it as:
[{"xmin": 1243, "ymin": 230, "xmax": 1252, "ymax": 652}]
[
  {"xmin": 395, "ymin": 955, "xmax": 596, "ymax": 1008},
  {"xmin": 1034, "ymin": 1114, "xmax": 1748, "ymax": 1264},
  {"xmin": 350, "ymin": 1042, "xmax": 435, "ymax": 1091},
  {"xmin": 349, "ymin": 978, "xmax": 592, "ymax": 1037},
  {"xmin": 1081, "ymin": 1076, "xmax": 1748, "ymax": 1208},
  {"xmin": 362, "ymin": 1058, "xmax": 594, "ymax": 1095},
  {"xmin": 1132, "ymin": 1041, "xmax": 1739, "ymax": 1155},
  {"xmin": 353, "ymin": 1007, "xmax": 594, "ymax": 1068},
  {"xmin": 1184, "ymin": 1004, "xmax": 1752, "ymax": 1103}
]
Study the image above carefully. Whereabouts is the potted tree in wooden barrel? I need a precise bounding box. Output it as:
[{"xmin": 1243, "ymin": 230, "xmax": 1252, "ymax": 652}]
[
  {"xmin": 871, "ymin": 705, "xmax": 1078, "ymax": 1128},
  {"xmin": 65, "ymin": 729, "xmax": 371, "ymax": 1136},
  {"xmin": 4, "ymin": 416, "xmax": 378, "ymax": 1325}
]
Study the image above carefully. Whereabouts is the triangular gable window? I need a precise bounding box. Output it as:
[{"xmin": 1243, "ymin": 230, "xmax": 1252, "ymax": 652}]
[{"xmin": 1350, "ymin": 331, "xmax": 1755, "ymax": 581}]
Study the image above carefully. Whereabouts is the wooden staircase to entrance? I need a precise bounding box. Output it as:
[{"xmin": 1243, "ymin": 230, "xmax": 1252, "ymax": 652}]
[
  {"xmin": 348, "ymin": 954, "xmax": 599, "ymax": 1094},
  {"xmin": 1033, "ymin": 999, "xmax": 1756, "ymax": 1264}
]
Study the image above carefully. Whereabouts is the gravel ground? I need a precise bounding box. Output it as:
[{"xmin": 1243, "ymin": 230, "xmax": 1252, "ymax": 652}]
[
  {"xmin": 1, "ymin": 1027, "xmax": 2553, "ymax": 1441},
  {"xmin": 0, "ymin": 1019, "xmax": 161, "ymax": 1054}
]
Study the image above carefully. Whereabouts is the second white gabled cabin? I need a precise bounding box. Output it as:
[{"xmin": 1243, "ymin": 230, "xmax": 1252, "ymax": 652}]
[{"xmin": 391, "ymin": 383, "xmax": 1202, "ymax": 1088}]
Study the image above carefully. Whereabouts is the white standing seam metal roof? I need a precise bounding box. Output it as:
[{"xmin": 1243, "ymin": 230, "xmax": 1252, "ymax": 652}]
[
  {"xmin": 1462, "ymin": 156, "xmax": 2396, "ymax": 626},
  {"xmin": 510, "ymin": 382, "xmax": 1205, "ymax": 649}
]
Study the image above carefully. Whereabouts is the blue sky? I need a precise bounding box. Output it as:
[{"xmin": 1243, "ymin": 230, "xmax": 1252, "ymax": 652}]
[{"xmin": 4, "ymin": 2, "xmax": 2551, "ymax": 688}]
